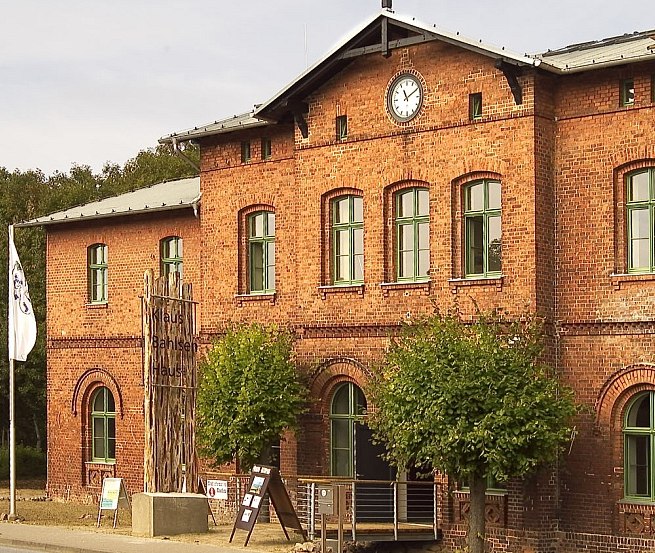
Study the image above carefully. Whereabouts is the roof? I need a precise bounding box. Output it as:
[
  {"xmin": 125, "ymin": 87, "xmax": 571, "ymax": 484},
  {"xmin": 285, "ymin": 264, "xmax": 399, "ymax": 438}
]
[
  {"xmin": 160, "ymin": 10, "xmax": 655, "ymax": 142},
  {"xmin": 254, "ymin": 11, "xmax": 540, "ymax": 121},
  {"xmin": 17, "ymin": 176, "xmax": 200, "ymax": 228},
  {"xmin": 537, "ymin": 29, "xmax": 655, "ymax": 73},
  {"xmin": 159, "ymin": 112, "xmax": 271, "ymax": 144}
]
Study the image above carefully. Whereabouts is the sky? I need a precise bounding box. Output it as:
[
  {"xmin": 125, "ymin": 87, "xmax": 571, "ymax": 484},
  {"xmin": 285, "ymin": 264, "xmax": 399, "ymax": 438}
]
[{"xmin": 1, "ymin": 0, "xmax": 653, "ymax": 176}]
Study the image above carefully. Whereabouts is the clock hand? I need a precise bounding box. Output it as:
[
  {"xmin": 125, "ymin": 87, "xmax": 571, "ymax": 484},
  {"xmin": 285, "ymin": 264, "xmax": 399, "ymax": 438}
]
[
  {"xmin": 407, "ymin": 87, "xmax": 419, "ymax": 98},
  {"xmin": 403, "ymin": 89, "xmax": 409, "ymax": 102}
]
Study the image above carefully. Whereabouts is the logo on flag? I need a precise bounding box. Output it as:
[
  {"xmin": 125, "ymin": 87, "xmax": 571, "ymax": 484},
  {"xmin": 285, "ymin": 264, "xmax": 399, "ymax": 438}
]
[{"xmin": 8, "ymin": 229, "xmax": 37, "ymax": 362}]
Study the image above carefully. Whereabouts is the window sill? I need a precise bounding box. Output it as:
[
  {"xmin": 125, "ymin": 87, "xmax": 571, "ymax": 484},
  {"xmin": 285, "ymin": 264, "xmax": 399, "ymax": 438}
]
[
  {"xmin": 318, "ymin": 284, "xmax": 365, "ymax": 300},
  {"xmin": 380, "ymin": 280, "xmax": 431, "ymax": 297},
  {"xmin": 86, "ymin": 460, "xmax": 116, "ymax": 466},
  {"xmin": 617, "ymin": 498, "xmax": 655, "ymax": 506},
  {"xmin": 610, "ymin": 272, "xmax": 655, "ymax": 291},
  {"xmin": 454, "ymin": 489, "xmax": 508, "ymax": 498},
  {"xmin": 234, "ymin": 293, "xmax": 276, "ymax": 307},
  {"xmin": 85, "ymin": 302, "xmax": 108, "ymax": 309},
  {"xmin": 449, "ymin": 276, "xmax": 503, "ymax": 293}
]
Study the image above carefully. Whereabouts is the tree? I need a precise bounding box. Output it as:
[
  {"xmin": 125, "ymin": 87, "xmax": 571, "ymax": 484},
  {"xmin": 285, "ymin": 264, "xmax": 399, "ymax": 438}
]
[
  {"xmin": 368, "ymin": 309, "xmax": 577, "ymax": 553},
  {"xmin": 196, "ymin": 324, "xmax": 307, "ymax": 471}
]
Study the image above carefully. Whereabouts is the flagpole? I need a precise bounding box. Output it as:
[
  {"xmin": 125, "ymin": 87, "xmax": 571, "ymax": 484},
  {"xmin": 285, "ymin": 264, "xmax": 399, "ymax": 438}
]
[{"xmin": 7, "ymin": 225, "xmax": 16, "ymax": 520}]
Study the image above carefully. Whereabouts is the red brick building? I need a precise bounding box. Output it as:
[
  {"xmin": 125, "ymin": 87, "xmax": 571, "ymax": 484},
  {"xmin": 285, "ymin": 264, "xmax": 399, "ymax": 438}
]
[{"xmin": 21, "ymin": 7, "xmax": 655, "ymax": 552}]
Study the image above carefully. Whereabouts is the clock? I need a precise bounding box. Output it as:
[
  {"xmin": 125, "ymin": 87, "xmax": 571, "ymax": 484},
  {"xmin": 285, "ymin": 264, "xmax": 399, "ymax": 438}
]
[{"xmin": 387, "ymin": 73, "xmax": 423, "ymax": 123}]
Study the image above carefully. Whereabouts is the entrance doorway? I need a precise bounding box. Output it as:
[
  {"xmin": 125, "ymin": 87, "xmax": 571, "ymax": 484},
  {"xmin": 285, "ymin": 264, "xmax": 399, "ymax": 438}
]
[{"xmin": 330, "ymin": 382, "xmax": 395, "ymax": 520}]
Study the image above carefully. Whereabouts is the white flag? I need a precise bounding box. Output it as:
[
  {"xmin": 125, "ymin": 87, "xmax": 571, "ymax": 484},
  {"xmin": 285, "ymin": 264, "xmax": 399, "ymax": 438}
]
[{"xmin": 8, "ymin": 227, "xmax": 37, "ymax": 362}]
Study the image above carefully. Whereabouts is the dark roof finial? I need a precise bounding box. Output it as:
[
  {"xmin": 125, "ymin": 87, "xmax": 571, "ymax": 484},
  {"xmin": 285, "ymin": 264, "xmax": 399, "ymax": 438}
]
[{"xmin": 382, "ymin": 0, "xmax": 392, "ymax": 10}]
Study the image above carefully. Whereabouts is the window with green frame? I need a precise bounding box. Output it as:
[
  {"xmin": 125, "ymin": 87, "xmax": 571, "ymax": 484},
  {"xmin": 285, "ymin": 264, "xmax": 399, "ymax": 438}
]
[
  {"xmin": 87, "ymin": 243, "xmax": 108, "ymax": 303},
  {"xmin": 461, "ymin": 474, "xmax": 506, "ymax": 493},
  {"xmin": 91, "ymin": 387, "xmax": 116, "ymax": 463},
  {"xmin": 627, "ymin": 169, "xmax": 655, "ymax": 273},
  {"xmin": 248, "ymin": 211, "xmax": 275, "ymax": 293},
  {"xmin": 160, "ymin": 236, "xmax": 183, "ymax": 278},
  {"xmin": 330, "ymin": 382, "xmax": 366, "ymax": 477},
  {"xmin": 464, "ymin": 180, "xmax": 501, "ymax": 277},
  {"xmin": 395, "ymin": 187, "xmax": 429, "ymax": 281},
  {"xmin": 624, "ymin": 391, "xmax": 655, "ymax": 500},
  {"xmin": 332, "ymin": 195, "xmax": 364, "ymax": 284}
]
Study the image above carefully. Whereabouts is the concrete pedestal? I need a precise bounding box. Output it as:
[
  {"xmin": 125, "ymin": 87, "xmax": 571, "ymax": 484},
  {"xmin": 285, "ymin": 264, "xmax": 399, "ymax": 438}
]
[{"xmin": 132, "ymin": 492, "xmax": 209, "ymax": 537}]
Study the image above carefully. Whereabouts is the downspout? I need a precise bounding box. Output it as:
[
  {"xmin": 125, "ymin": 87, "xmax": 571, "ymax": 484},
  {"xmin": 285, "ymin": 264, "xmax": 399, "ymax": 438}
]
[{"xmin": 171, "ymin": 137, "xmax": 200, "ymax": 173}]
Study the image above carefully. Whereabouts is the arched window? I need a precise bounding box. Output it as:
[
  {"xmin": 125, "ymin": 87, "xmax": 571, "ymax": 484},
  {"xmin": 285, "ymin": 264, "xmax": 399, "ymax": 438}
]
[
  {"xmin": 395, "ymin": 187, "xmax": 429, "ymax": 281},
  {"xmin": 330, "ymin": 382, "xmax": 366, "ymax": 477},
  {"xmin": 464, "ymin": 179, "xmax": 501, "ymax": 277},
  {"xmin": 87, "ymin": 243, "xmax": 108, "ymax": 303},
  {"xmin": 91, "ymin": 387, "xmax": 116, "ymax": 463},
  {"xmin": 624, "ymin": 391, "xmax": 655, "ymax": 499},
  {"xmin": 626, "ymin": 168, "xmax": 655, "ymax": 272},
  {"xmin": 160, "ymin": 236, "xmax": 183, "ymax": 277},
  {"xmin": 248, "ymin": 211, "xmax": 275, "ymax": 293},
  {"xmin": 331, "ymin": 196, "xmax": 364, "ymax": 285}
]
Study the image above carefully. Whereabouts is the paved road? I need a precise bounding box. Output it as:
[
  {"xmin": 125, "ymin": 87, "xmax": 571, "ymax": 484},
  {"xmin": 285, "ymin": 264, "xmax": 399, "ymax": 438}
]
[{"xmin": 0, "ymin": 548, "xmax": 44, "ymax": 553}]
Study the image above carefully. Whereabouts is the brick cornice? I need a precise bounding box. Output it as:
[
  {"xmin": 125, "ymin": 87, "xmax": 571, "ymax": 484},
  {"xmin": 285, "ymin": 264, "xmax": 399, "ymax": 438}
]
[
  {"xmin": 48, "ymin": 336, "xmax": 142, "ymax": 349},
  {"xmin": 558, "ymin": 320, "xmax": 655, "ymax": 336}
]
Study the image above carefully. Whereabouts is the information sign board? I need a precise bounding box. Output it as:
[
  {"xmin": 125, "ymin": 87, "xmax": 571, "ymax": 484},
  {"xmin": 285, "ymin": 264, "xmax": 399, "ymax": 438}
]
[
  {"xmin": 206, "ymin": 479, "xmax": 229, "ymax": 500},
  {"xmin": 229, "ymin": 465, "xmax": 307, "ymax": 547},
  {"xmin": 96, "ymin": 478, "xmax": 130, "ymax": 528}
]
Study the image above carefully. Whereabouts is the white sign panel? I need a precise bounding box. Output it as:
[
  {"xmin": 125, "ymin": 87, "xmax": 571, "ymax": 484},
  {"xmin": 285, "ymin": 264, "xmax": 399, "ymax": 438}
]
[{"xmin": 206, "ymin": 479, "xmax": 228, "ymax": 500}]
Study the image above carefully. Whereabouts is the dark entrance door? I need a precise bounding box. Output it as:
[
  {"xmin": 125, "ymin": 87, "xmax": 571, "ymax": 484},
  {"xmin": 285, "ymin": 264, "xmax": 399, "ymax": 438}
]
[{"xmin": 354, "ymin": 422, "xmax": 395, "ymax": 521}]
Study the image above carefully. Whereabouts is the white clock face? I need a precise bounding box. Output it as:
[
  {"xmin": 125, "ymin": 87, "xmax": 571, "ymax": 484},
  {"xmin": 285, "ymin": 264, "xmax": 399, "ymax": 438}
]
[{"xmin": 388, "ymin": 74, "xmax": 423, "ymax": 122}]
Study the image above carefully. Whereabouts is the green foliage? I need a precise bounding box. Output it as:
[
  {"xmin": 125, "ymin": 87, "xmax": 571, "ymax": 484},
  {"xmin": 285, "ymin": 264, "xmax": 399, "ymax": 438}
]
[
  {"xmin": 368, "ymin": 309, "xmax": 577, "ymax": 484},
  {"xmin": 196, "ymin": 324, "xmax": 307, "ymax": 471},
  {"xmin": 0, "ymin": 445, "xmax": 46, "ymax": 478},
  {"xmin": 0, "ymin": 142, "xmax": 199, "ymax": 449}
]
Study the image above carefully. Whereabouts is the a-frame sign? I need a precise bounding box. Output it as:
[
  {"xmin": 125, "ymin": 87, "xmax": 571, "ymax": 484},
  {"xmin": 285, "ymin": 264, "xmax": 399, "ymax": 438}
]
[{"xmin": 229, "ymin": 465, "xmax": 307, "ymax": 547}]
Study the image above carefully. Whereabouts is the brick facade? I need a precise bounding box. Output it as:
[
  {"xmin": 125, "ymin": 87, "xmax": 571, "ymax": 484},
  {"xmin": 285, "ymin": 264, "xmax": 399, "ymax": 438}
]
[{"xmin": 38, "ymin": 13, "xmax": 655, "ymax": 552}]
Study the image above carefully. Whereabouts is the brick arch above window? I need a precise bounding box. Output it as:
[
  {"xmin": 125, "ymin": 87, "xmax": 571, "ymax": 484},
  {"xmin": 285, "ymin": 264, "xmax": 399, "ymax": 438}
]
[
  {"xmin": 308, "ymin": 357, "xmax": 372, "ymax": 400},
  {"xmin": 595, "ymin": 363, "xmax": 655, "ymax": 430},
  {"xmin": 237, "ymin": 204, "xmax": 275, "ymax": 295},
  {"xmin": 383, "ymin": 180, "xmax": 431, "ymax": 283},
  {"xmin": 613, "ymin": 160, "xmax": 655, "ymax": 275},
  {"xmin": 71, "ymin": 368, "xmax": 124, "ymax": 418},
  {"xmin": 450, "ymin": 171, "xmax": 503, "ymax": 280}
]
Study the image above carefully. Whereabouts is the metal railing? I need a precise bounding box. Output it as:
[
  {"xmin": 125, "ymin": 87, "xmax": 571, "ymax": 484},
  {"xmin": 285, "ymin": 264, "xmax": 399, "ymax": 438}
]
[{"xmin": 297, "ymin": 477, "xmax": 439, "ymax": 542}]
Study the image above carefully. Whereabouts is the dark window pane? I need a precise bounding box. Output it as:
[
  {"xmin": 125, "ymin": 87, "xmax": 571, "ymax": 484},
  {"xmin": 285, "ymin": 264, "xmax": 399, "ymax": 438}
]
[
  {"xmin": 106, "ymin": 391, "xmax": 115, "ymax": 413},
  {"xmin": 355, "ymin": 387, "xmax": 367, "ymax": 414},
  {"xmin": 107, "ymin": 437, "xmax": 116, "ymax": 460},
  {"xmin": 94, "ymin": 437, "xmax": 105, "ymax": 460},
  {"xmin": 488, "ymin": 215, "xmax": 502, "ymax": 272},
  {"xmin": 332, "ymin": 449, "xmax": 351, "ymax": 477},
  {"xmin": 93, "ymin": 390, "xmax": 105, "ymax": 412},
  {"xmin": 250, "ymin": 243, "xmax": 264, "ymax": 291},
  {"xmin": 107, "ymin": 417, "xmax": 116, "ymax": 439},
  {"xmin": 332, "ymin": 419, "xmax": 350, "ymax": 448},
  {"xmin": 627, "ymin": 434, "xmax": 650, "ymax": 496},
  {"xmin": 332, "ymin": 385, "xmax": 350, "ymax": 414},
  {"xmin": 628, "ymin": 394, "xmax": 651, "ymax": 427},
  {"xmin": 93, "ymin": 417, "xmax": 105, "ymax": 439},
  {"xmin": 466, "ymin": 216, "xmax": 484, "ymax": 275}
]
